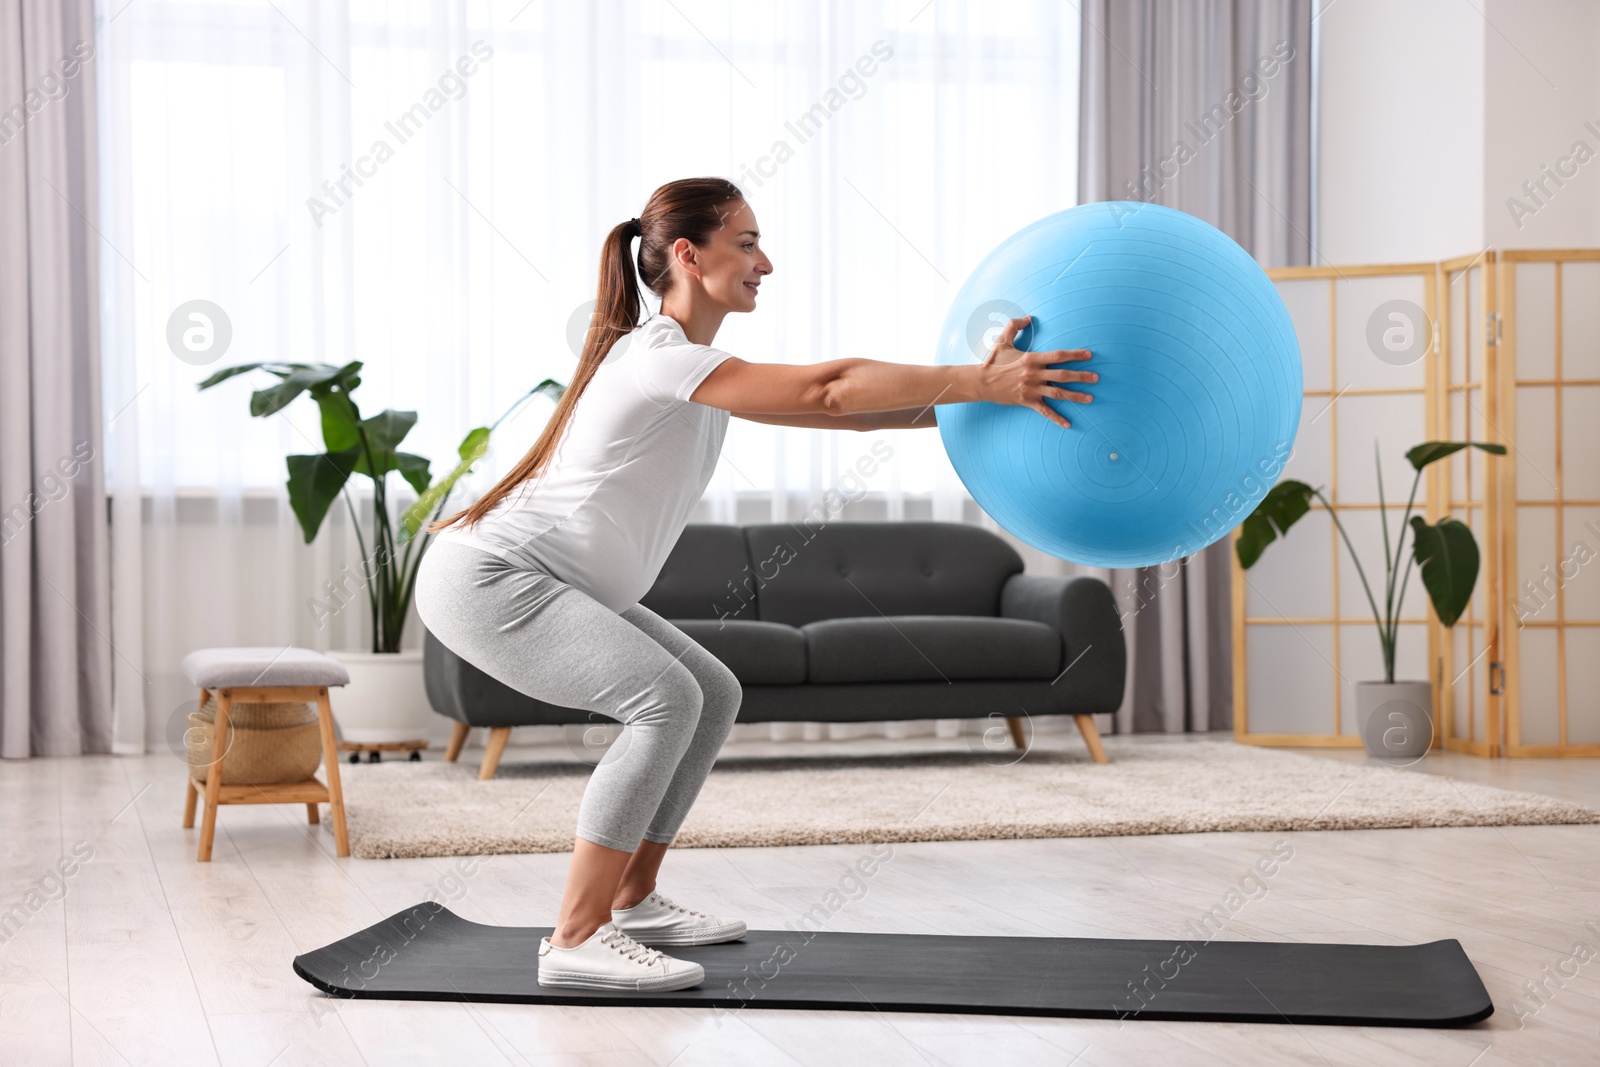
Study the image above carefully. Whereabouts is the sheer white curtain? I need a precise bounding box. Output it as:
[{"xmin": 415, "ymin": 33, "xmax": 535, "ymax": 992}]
[{"xmin": 98, "ymin": 0, "xmax": 1082, "ymax": 754}]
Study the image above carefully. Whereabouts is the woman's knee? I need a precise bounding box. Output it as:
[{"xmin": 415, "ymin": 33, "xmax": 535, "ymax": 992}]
[
  {"xmin": 696, "ymin": 661, "xmax": 743, "ymax": 725},
  {"xmin": 635, "ymin": 662, "xmax": 704, "ymax": 726}
]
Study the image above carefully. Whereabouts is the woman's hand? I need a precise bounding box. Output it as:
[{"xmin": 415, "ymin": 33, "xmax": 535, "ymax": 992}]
[{"xmin": 977, "ymin": 315, "xmax": 1095, "ymax": 430}]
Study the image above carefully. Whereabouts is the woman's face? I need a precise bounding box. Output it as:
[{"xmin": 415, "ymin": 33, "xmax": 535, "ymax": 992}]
[{"xmin": 676, "ymin": 199, "xmax": 772, "ymax": 312}]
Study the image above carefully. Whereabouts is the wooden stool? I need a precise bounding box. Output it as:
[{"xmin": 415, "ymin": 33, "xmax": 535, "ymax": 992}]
[{"xmin": 179, "ymin": 646, "xmax": 351, "ymax": 861}]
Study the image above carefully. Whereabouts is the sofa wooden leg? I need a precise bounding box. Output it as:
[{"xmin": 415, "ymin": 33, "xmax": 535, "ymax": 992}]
[
  {"xmin": 445, "ymin": 722, "xmax": 471, "ymax": 763},
  {"xmin": 479, "ymin": 727, "xmax": 511, "ymax": 780},
  {"xmin": 1004, "ymin": 716, "xmax": 1028, "ymax": 750},
  {"xmin": 1074, "ymin": 714, "xmax": 1109, "ymax": 764}
]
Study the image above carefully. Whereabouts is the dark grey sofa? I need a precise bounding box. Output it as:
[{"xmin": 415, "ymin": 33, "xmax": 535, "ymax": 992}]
[{"xmin": 423, "ymin": 521, "xmax": 1126, "ymax": 778}]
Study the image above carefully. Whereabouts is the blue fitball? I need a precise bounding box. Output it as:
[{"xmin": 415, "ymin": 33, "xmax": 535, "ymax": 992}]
[{"xmin": 935, "ymin": 201, "xmax": 1302, "ymax": 568}]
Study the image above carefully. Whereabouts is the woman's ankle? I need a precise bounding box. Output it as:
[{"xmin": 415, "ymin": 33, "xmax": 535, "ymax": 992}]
[
  {"xmin": 550, "ymin": 917, "xmax": 607, "ymax": 948},
  {"xmin": 611, "ymin": 882, "xmax": 655, "ymax": 911}
]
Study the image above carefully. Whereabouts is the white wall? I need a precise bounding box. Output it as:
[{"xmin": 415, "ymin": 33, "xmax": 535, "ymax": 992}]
[
  {"xmin": 1316, "ymin": 0, "xmax": 1485, "ymax": 264},
  {"xmin": 1316, "ymin": 0, "xmax": 1600, "ymax": 262},
  {"xmin": 1482, "ymin": 0, "xmax": 1600, "ymax": 248}
]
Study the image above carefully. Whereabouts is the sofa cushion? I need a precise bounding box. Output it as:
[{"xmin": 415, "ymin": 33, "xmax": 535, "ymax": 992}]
[
  {"xmin": 742, "ymin": 521, "xmax": 1025, "ymax": 626},
  {"xmin": 801, "ymin": 616, "xmax": 1061, "ymax": 684},
  {"xmin": 669, "ymin": 619, "xmax": 807, "ymax": 685},
  {"xmin": 639, "ymin": 524, "xmax": 752, "ymax": 621}
]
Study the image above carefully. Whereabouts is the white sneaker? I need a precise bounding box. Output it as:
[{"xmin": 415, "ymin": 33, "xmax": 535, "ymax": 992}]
[
  {"xmin": 537, "ymin": 921, "xmax": 705, "ymax": 992},
  {"xmin": 611, "ymin": 890, "xmax": 748, "ymax": 946}
]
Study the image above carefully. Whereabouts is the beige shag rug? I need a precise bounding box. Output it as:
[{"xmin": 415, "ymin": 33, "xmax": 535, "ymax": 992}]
[{"xmin": 317, "ymin": 738, "xmax": 1599, "ymax": 860}]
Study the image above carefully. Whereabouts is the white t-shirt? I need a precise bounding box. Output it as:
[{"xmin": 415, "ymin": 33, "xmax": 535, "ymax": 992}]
[{"xmin": 432, "ymin": 314, "xmax": 735, "ymax": 613}]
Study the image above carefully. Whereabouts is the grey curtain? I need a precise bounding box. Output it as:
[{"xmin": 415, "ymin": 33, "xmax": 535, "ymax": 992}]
[
  {"xmin": 0, "ymin": 0, "xmax": 112, "ymax": 757},
  {"xmin": 1078, "ymin": 0, "xmax": 1312, "ymax": 733}
]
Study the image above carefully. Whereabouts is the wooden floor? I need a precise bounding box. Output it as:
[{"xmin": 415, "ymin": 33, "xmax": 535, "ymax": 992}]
[{"xmin": 2, "ymin": 732, "xmax": 1596, "ymax": 1066}]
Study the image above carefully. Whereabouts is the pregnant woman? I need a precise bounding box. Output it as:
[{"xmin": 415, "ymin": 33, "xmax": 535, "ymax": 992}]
[{"xmin": 414, "ymin": 176, "xmax": 1094, "ymax": 992}]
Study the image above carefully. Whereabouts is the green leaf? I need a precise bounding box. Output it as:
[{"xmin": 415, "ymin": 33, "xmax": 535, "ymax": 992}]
[
  {"xmin": 315, "ymin": 392, "xmax": 363, "ymax": 452},
  {"xmin": 397, "ymin": 426, "xmax": 491, "ymax": 544},
  {"xmin": 1405, "ymin": 440, "xmax": 1507, "ymax": 471},
  {"xmin": 344, "ymin": 410, "xmax": 418, "ymax": 483},
  {"xmin": 249, "ymin": 364, "xmax": 351, "ymax": 417},
  {"xmin": 394, "ymin": 452, "xmax": 431, "ymax": 497},
  {"xmin": 1235, "ymin": 479, "xmax": 1316, "ymax": 569},
  {"xmin": 1408, "ymin": 515, "xmax": 1480, "ymax": 626},
  {"xmin": 195, "ymin": 362, "xmax": 297, "ymax": 391},
  {"xmin": 457, "ymin": 425, "xmax": 490, "ymax": 463},
  {"xmin": 361, "ymin": 409, "xmax": 417, "ymax": 453},
  {"xmin": 286, "ymin": 448, "xmax": 360, "ymax": 544}
]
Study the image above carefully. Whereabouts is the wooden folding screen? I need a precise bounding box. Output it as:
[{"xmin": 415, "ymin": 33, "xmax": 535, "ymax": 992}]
[
  {"xmin": 1235, "ymin": 249, "xmax": 1600, "ymax": 758},
  {"xmin": 1491, "ymin": 251, "xmax": 1600, "ymax": 756},
  {"xmin": 1232, "ymin": 264, "xmax": 1437, "ymax": 747}
]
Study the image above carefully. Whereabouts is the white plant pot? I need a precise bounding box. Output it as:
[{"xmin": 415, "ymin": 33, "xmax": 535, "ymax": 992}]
[
  {"xmin": 325, "ymin": 649, "xmax": 448, "ymax": 744},
  {"xmin": 1354, "ymin": 680, "xmax": 1434, "ymax": 763}
]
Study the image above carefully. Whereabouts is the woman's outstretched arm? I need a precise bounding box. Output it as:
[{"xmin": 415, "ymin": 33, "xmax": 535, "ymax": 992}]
[
  {"xmin": 694, "ymin": 317, "xmax": 1095, "ymax": 431},
  {"xmin": 732, "ymin": 408, "xmax": 940, "ymax": 431}
]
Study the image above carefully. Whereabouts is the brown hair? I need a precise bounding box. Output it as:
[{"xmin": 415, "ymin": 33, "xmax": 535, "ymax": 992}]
[{"xmin": 427, "ymin": 177, "xmax": 745, "ymax": 536}]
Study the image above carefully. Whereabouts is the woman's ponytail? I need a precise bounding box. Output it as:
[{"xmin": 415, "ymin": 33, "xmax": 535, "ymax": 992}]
[{"xmin": 578, "ymin": 217, "xmax": 646, "ymax": 370}]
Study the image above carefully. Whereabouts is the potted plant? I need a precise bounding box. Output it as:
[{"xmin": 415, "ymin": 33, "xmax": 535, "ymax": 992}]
[
  {"xmin": 198, "ymin": 361, "xmax": 563, "ymax": 741},
  {"xmin": 1236, "ymin": 440, "xmax": 1506, "ymax": 761}
]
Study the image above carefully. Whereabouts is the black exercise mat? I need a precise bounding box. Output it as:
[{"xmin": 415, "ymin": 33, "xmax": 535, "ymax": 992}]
[{"xmin": 292, "ymin": 902, "xmax": 1493, "ymax": 1026}]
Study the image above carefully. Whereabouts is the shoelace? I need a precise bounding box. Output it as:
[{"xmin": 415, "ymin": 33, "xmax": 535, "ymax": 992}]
[
  {"xmin": 599, "ymin": 927, "xmax": 666, "ymax": 966},
  {"xmin": 650, "ymin": 892, "xmax": 711, "ymax": 920}
]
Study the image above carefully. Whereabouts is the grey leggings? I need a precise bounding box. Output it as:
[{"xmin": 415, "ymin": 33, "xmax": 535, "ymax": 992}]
[{"xmin": 413, "ymin": 538, "xmax": 742, "ymax": 852}]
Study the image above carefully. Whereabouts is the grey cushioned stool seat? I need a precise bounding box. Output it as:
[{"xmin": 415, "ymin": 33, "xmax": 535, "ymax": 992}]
[
  {"xmin": 180, "ymin": 645, "xmax": 350, "ymax": 862},
  {"xmin": 181, "ymin": 646, "xmax": 352, "ymax": 688}
]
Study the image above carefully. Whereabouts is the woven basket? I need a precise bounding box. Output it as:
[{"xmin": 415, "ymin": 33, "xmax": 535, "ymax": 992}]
[{"xmin": 186, "ymin": 691, "xmax": 324, "ymax": 785}]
